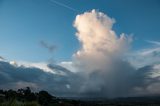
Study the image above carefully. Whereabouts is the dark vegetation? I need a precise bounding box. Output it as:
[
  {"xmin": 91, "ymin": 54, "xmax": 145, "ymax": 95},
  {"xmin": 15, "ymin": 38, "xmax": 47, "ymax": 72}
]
[
  {"xmin": 0, "ymin": 87, "xmax": 81, "ymax": 106},
  {"xmin": 0, "ymin": 87, "xmax": 160, "ymax": 106},
  {"xmin": 0, "ymin": 87, "xmax": 55, "ymax": 106}
]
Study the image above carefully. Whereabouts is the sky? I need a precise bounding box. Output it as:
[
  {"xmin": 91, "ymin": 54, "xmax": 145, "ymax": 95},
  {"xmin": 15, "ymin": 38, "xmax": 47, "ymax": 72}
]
[
  {"xmin": 0, "ymin": 0, "xmax": 160, "ymax": 98},
  {"xmin": 0, "ymin": 0, "xmax": 160, "ymax": 62}
]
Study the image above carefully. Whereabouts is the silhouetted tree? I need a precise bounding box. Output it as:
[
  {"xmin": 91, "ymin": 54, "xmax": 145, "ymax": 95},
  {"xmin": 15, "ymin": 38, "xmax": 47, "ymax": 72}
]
[
  {"xmin": 38, "ymin": 90, "xmax": 53, "ymax": 105},
  {"xmin": 17, "ymin": 88, "xmax": 24, "ymax": 102},
  {"xmin": 0, "ymin": 87, "xmax": 60, "ymax": 105},
  {"xmin": 0, "ymin": 90, "xmax": 4, "ymax": 94},
  {"xmin": 5, "ymin": 89, "xmax": 17, "ymax": 101}
]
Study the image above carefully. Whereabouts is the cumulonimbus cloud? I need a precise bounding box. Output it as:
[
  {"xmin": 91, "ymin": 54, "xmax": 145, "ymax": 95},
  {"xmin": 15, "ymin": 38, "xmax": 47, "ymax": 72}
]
[
  {"xmin": 68, "ymin": 9, "xmax": 135, "ymax": 97},
  {"xmin": 61, "ymin": 10, "xmax": 160, "ymax": 98}
]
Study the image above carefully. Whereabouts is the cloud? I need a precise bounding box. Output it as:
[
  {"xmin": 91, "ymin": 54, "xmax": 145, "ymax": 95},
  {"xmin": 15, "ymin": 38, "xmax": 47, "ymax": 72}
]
[
  {"xmin": 146, "ymin": 40, "xmax": 160, "ymax": 46},
  {"xmin": 73, "ymin": 9, "xmax": 132, "ymax": 73},
  {"xmin": 59, "ymin": 61, "xmax": 77, "ymax": 73},
  {"xmin": 0, "ymin": 60, "xmax": 76, "ymax": 97},
  {"xmin": 61, "ymin": 10, "xmax": 160, "ymax": 98},
  {"xmin": 0, "ymin": 56, "xmax": 4, "ymax": 60},
  {"xmin": 132, "ymin": 64, "xmax": 160, "ymax": 96},
  {"xmin": 1, "ymin": 59, "xmax": 160, "ymax": 98},
  {"xmin": 127, "ymin": 47, "xmax": 160, "ymax": 68},
  {"xmin": 1, "ymin": 9, "xmax": 160, "ymax": 98},
  {"xmin": 63, "ymin": 9, "xmax": 134, "ymax": 97},
  {"xmin": 40, "ymin": 40, "xmax": 56, "ymax": 53},
  {"xmin": 15, "ymin": 61, "xmax": 55, "ymax": 74}
]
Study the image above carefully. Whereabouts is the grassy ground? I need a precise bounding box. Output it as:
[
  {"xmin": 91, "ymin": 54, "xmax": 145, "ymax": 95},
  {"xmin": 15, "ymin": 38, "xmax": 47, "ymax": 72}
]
[{"xmin": 0, "ymin": 100, "xmax": 40, "ymax": 106}]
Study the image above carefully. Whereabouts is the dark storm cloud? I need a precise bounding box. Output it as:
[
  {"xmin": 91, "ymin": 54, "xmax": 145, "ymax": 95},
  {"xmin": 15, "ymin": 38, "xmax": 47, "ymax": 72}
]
[
  {"xmin": 0, "ymin": 56, "xmax": 4, "ymax": 60},
  {"xmin": 0, "ymin": 61, "xmax": 76, "ymax": 97},
  {"xmin": 0, "ymin": 60, "xmax": 160, "ymax": 98}
]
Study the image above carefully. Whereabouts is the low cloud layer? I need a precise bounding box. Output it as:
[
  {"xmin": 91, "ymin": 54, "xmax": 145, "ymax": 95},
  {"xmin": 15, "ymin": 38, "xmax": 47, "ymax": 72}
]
[
  {"xmin": 0, "ymin": 60, "xmax": 76, "ymax": 97},
  {"xmin": 0, "ymin": 59, "xmax": 160, "ymax": 98},
  {"xmin": 0, "ymin": 10, "xmax": 160, "ymax": 98}
]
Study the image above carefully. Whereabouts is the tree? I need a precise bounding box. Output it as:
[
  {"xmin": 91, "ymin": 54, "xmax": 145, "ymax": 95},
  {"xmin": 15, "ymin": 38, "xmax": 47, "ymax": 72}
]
[
  {"xmin": 5, "ymin": 89, "xmax": 17, "ymax": 101},
  {"xmin": 38, "ymin": 90, "xmax": 53, "ymax": 105},
  {"xmin": 0, "ymin": 90, "xmax": 4, "ymax": 94}
]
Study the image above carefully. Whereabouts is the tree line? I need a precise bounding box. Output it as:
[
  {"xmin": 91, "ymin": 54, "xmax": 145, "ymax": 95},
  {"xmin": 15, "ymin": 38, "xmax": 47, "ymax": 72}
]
[{"xmin": 0, "ymin": 87, "xmax": 55, "ymax": 106}]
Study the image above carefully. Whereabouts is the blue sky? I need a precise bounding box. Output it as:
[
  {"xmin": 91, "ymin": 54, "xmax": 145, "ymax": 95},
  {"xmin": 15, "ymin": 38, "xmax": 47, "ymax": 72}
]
[{"xmin": 0, "ymin": 0, "xmax": 160, "ymax": 62}]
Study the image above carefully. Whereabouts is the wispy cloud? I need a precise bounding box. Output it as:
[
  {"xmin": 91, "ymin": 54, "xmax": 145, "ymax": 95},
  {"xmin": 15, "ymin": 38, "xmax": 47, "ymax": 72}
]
[
  {"xmin": 49, "ymin": 0, "xmax": 78, "ymax": 12},
  {"xmin": 40, "ymin": 41, "xmax": 56, "ymax": 53},
  {"xmin": 146, "ymin": 40, "xmax": 160, "ymax": 45},
  {"xmin": 127, "ymin": 47, "xmax": 160, "ymax": 68}
]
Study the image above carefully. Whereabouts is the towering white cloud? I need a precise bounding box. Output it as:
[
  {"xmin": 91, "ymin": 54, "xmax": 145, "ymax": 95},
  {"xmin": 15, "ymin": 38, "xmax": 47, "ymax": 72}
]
[
  {"xmin": 61, "ymin": 10, "xmax": 136, "ymax": 97},
  {"xmin": 73, "ymin": 9, "xmax": 131, "ymax": 73}
]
